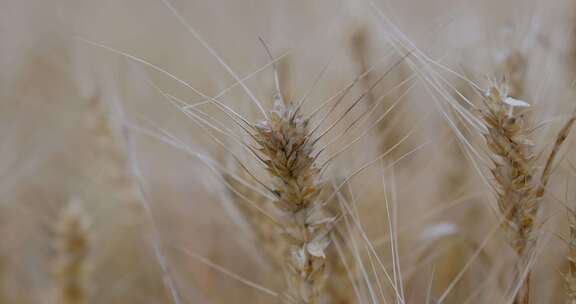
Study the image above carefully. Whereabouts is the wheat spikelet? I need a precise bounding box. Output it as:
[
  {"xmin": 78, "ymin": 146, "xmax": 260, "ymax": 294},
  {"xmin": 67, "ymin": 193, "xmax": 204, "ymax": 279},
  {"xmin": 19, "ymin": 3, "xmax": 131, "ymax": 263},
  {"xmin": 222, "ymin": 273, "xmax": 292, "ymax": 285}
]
[
  {"xmin": 53, "ymin": 199, "xmax": 91, "ymax": 304},
  {"xmin": 252, "ymin": 95, "xmax": 334, "ymax": 304}
]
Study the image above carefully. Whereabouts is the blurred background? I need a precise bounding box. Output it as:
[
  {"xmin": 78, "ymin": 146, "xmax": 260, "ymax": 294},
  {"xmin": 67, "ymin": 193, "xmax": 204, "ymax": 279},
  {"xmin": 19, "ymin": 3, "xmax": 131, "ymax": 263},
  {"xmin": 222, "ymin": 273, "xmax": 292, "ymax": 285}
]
[{"xmin": 1, "ymin": 0, "xmax": 576, "ymax": 303}]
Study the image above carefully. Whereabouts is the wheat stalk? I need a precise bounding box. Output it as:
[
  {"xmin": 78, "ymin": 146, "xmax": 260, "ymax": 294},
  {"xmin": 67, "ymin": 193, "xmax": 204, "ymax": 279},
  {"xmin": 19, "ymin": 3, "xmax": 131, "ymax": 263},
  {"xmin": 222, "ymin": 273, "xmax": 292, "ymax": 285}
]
[
  {"xmin": 53, "ymin": 199, "xmax": 91, "ymax": 304},
  {"xmin": 252, "ymin": 95, "xmax": 334, "ymax": 304}
]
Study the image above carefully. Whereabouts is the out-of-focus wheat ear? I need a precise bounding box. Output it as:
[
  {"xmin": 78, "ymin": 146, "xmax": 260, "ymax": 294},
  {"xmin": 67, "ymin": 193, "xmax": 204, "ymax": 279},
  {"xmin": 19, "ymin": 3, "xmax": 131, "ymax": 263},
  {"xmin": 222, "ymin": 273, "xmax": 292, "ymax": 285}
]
[
  {"xmin": 544, "ymin": 112, "xmax": 576, "ymax": 303},
  {"xmin": 563, "ymin": 206, "xmax": 576, "ymax": 304},
  {"xmin": 252, "ymin": 96, "xmax": 335, "ymax": 304},
  {"xmin": 325, "ymin": 229, "xmax": 360, "ymax": 304},
  {"xmin": 349, "ymin": 26, "xmax": 411, "ymax": 161},
  {"xmin": 53, "ymin": 198, "xmax": 91, "ymax": 304},
  {"xmin": 496, "ymin": 50, "xmax": 527, "ymax": 99},
  {"xmin": 321, "ymin": 181, "xmax": 358, "ymax": 304},
  {"xmin": 221, "ymin": 166, "xmax": 284, "ymax": 271},
  {"xmin": 536, "ymin": 111, "xmax": 576, "ymax": 198},
  {"xmin": 350, "ymin": 27, "xmax": 377, "ymax": 107},
  {"xmin": 83, "ymin": 92, "xmax": 185, "ymax": 303},
  {"xmin": 84, "ymin": 94, "xmax": 138, "ymax": 204},
  {"xmin": 539, "ymin": 112, "xmax": 576, "ymax": 304}
]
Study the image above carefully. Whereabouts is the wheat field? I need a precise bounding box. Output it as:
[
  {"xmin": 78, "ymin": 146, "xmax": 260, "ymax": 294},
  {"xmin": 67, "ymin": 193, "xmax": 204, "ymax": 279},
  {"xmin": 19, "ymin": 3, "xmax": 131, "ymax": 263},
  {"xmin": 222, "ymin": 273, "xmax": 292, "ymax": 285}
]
[{"xmin": 2, "ymin": 0, "xmax": 576, "ymax": 303}]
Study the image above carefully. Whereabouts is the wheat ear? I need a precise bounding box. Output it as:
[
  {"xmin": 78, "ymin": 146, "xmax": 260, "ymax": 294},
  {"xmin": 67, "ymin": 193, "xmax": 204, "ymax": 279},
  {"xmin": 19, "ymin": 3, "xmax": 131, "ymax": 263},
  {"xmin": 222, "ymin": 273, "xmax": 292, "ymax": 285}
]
[
  {"xmin": 252, "ymin": 95, "xmax": 334, "ymax": 304},
  {"xmin": 53, "ymin": 199, "xmax": 91, "ymax": 304},
  {"xmin": 481, "ymin": 83, "xmax": 536, "ymax": 249},
  {"xmin": 480, "ymin": 82, "xmax": 576, "ymax": 304},
  {"xmin": 480, "ymin": 82, "xmax": 536, "ymax": 304}
]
